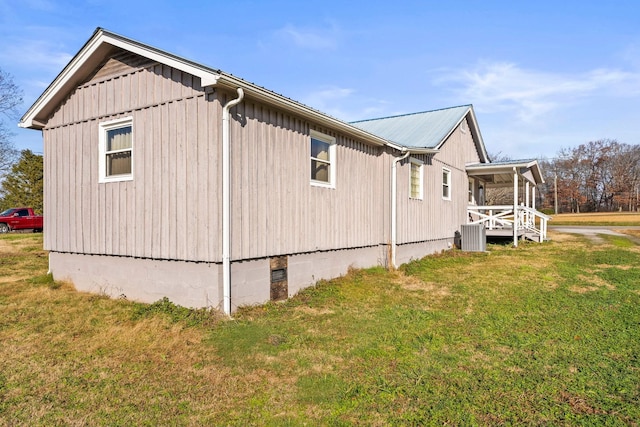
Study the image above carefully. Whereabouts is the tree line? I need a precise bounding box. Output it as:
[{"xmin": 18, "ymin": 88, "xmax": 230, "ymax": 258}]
[
  {"xmin": 538, "ymin": 140, "xmax": 640, "ymax": 213},
  {"xmin": 0, "ymin": 68, "xmax": 43, "ymax": 213}
]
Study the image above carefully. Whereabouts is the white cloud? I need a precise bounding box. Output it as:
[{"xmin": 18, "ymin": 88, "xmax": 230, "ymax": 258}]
[
  {"xmin": 436, "ymin": 61, "xmax": 640, "ymax": 123},
  {"xmin": 301, "ymin": 86, "xmax": 353, "ymax": 117},
  {"xmin": 618, "ymin": 42, "xmax": 640, "ymax": 69},
  {"xmin": 299, "ymin": 86, "xmax": 390, "ymax": 121},
  {"xmin": 0, "ymin": 37, "xmax": 72, "ymax": 72},
  {"xmin": 305, "ymin": 86, "xmax": 354, "ymax": 102},
  {"xmin": 276, "ymin": 23, "xmax": 339, "ymax": 50}
]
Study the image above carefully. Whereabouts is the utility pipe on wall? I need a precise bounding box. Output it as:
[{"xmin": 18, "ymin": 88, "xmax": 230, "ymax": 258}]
[
  {"xmin": 391, "ymin": 150, "xmax": 411, "ymax": 269},
  {"xmin": 222, "ymin": 88, "xmax": 244, "ymax": 316}
]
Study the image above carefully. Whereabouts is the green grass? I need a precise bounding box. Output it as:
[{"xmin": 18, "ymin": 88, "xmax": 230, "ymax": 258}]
[
  {"xmin": 1, "ymin": 233, "xmax": 639, "ymax": 425},
  {"xmin": 551, "ymin": 212, "xmax": 640, "ymax": 226}
]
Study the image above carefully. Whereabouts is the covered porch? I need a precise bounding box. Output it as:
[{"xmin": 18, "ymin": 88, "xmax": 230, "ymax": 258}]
[{"xmin": 466, "ymin": 160, "xmax": 551, "ymax": 247}]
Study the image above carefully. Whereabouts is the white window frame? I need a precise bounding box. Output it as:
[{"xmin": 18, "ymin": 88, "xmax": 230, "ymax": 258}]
[
  {"xmin": 442, "ymin": 167, "xmax": 452, "ymax": 200},
  {"xmin": 310, "ymin": 130, "xmax": 336, "ymax": 188},
  {"xmin": 409, "ymin": 158, "xmax": 423, "ymax": 200},
  {"xmin": 99, "ymin": 116, "xmax": 133, "ymax": 183}
]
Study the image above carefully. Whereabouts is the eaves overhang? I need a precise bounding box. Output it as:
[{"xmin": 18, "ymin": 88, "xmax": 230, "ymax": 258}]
[
  {"xmin": 434, "ymin": 106, "xmax": 488, "ymax": 164},
  {"xmin": 464, "ymin": 107, "xmax": 489, "ymax": 164},
  {"xmin": 19, "ymin": 28, "xmax": 223, "ymax": 130}
]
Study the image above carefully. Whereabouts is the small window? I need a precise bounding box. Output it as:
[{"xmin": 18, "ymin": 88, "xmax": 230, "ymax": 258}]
[
  {"xmin": 468, "ymin": 178, "xmax": 475, "ymax": 204},
  {"xmin": 409, "ymin": 158, "xmax": 423, "ymax": 199},
  {"xmin": 442, "ymin": 168, "xmax": 451, "ymax": 200},
  {"xmin": 99, "ymin": 117, "xmax": 133, "ymax": 183},
  {"xmin": 310, "ymin": 130, "xmax": 336, "ymax": 187}
]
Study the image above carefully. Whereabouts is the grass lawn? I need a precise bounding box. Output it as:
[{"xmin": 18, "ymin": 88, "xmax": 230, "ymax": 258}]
[
  {"xmin": 1, "ymin": 232, "xmax": 639, "ymax": 425},
  {"xmin": 551, "ymin": 211, "xmax": 640, "ymax": 226}
]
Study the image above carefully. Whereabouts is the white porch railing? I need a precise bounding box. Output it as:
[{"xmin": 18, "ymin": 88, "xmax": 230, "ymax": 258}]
[{"xmin": 467, "ymin": 205, "xmax": 551, "ymax": 243}]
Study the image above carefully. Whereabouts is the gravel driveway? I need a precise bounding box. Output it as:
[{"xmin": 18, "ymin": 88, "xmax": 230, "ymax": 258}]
[{"xmin": 550, "ymin": 226, "xmax": 640, "ymax": 244}]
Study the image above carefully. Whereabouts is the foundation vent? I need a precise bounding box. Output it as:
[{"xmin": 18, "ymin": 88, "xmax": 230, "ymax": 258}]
[
  {"xmin": 269, "ymin": 256, "xmax": 288, "ymax": 301},
  {"xmin": 271, "ymin": 268, "xmax": 287, "ymax": 283}
]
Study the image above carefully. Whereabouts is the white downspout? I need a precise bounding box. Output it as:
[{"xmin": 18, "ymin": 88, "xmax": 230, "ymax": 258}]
[
  {"xmin": 222, "ymin": 88, "xmax": 244, "ymax": 316},
  {"xmin": 391, "ymin": 150, "xmax": 410, "ymax": 269}
]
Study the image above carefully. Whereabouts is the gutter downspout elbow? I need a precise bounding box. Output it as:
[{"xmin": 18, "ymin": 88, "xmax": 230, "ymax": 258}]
[
  {"xmin": 391, "ymin": 150, "xmax": 411, "ymax": 269},
  {"xmin": 222, "ymin": 88, "xmax": 244, "ymax": 316}
]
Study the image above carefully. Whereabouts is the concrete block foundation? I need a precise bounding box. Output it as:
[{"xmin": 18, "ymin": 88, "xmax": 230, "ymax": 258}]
[{"xmin": 49, "ymin": 241, "xmax": 446, "ymax": 313}]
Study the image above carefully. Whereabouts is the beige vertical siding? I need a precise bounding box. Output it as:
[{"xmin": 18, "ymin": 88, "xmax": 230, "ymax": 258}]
[
  {"xmin": 43, "ymin": 50, "xmax": 478, "ymax": 266},
  {"xmin": 227, "ymin": 94, "xmax": 388, "ymax": 260},
  {"xmin": 396, "ymin": 118, "xmax": 481, "ymax": 244},
  {"xmin": 43, "ymin": 53, "xmax": 221, "ymax": 262},
  {"xmin": 43, "ymin": 53, "xmax": 388, "ymax": 264}
]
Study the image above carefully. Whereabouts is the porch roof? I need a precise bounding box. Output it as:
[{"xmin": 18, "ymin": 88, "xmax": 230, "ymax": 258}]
[{"xmin": 466, "ymin": 159, "xmax": 545, "ymax": 187}]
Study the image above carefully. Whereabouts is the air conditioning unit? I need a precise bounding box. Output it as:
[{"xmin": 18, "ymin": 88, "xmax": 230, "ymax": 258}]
[{"xmin": 461, "ymin": 224, "xmax": 486, "ymax": 252}]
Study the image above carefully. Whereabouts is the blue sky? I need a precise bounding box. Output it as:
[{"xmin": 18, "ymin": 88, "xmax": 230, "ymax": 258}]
[{"xmin": 1, "ymin": 0, "xmax": 639, "ymax": 160}]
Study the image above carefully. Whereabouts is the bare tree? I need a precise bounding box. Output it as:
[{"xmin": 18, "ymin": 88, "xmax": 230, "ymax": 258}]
[
  {"xmin": 541, "ymin": 140, "xmax": 640, "ymax": 213},
  {"xmin": 0, "ymin": 68, "xmax": 22, "ymax": 179},
  {"xmin": 609, "ymin": 143, "xmax": 640, "ymax": 211}
]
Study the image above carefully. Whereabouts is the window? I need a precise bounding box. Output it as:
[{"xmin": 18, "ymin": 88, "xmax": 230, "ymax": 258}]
[
  {"xmin": 99, "ymin": 117, "xmax": 133, "ymax": 182},
  {"xmin": 310, "ymin": 130, "xmax": 336, "ymax": 187},
  {"xmin": 468, "ymin": 178, "xmax": 475, "ymax": 203},
  {"xmin": 410, "ymin": 158, "xmax": 423, "ymax": 199},
  {"xmin": 442, "ymin": 168, "xmax": 451, "ymax": 200}
]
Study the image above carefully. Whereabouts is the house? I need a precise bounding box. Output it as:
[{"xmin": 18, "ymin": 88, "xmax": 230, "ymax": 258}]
[{"xmin": 19, "ymin": 28, "xmax": 548, "ymax": 314}]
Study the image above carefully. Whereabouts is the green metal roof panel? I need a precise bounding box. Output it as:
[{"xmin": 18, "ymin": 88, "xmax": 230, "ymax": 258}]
[{"xmin": 350, "ymin": 105, "xmax": 471, "ymax": 149}]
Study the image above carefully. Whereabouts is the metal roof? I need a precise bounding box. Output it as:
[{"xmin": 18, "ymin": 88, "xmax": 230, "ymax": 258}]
[
  {"xmin": 350, "ymin": 105, "xmax": 472, "ymax": 149},
  {"xmin": 466, "ymin": 159, "xmax": 545, "ymax": 186}
]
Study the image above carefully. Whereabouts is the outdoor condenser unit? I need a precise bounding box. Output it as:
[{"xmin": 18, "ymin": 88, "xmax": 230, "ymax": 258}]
[{"xmin": 461, "ymin": 224, "xmax": 486, "ymax": 252}]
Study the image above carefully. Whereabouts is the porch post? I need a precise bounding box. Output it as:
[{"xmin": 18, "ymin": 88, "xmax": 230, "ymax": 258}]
[
  {"xmin": 525, "ymin": 181, "xmax": 530, "ymax": 226},
  {"xmin": 532, "ymin": 186, "xmax": 536, "ymax": 211},
  {"xmin": 513, "ymin": 167, "xmax": 518, "ymax": 247}
]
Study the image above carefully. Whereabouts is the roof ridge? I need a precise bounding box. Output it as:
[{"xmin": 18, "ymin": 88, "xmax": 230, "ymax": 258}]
[{"xmin": 350, "ymin": 104, "xmax": 472, "ymax": 124}]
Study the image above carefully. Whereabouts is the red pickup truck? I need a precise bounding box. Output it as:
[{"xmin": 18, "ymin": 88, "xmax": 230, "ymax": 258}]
[{"xmin": 0, "ymin": 207, "xmax": 43, "ymax": 233}]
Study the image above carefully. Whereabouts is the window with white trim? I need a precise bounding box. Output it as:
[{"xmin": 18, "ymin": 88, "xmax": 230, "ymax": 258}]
[
  {"xmin": 442, "ymin": 168, "xmax": 451, "ymax": 200},
  {"xmin": 310, "ymin": 130, "xmax": 336, "ymax": 187},
  {"xmin": 468, "ymin": 178, "xmax": 475, "ymax": 203},
  {"xmin": 99, "ymin": 117, "xmax": 133, "ymax": 183},
  {"xmin": 409, "ymin": 158, "xmax": 423, "ymax": 199}
]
